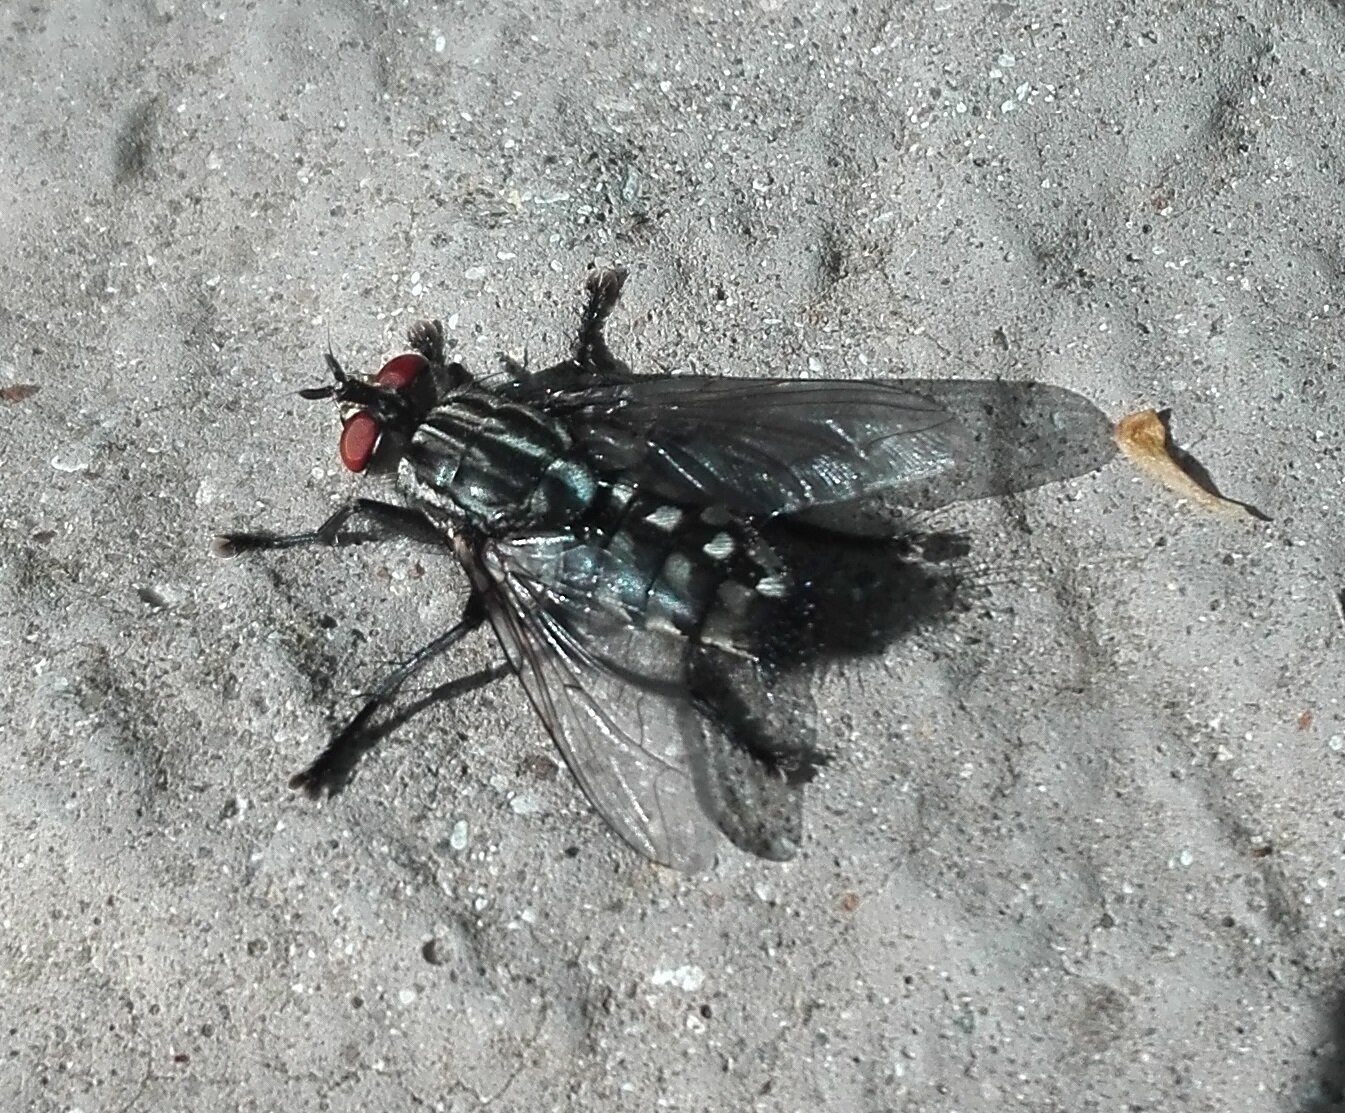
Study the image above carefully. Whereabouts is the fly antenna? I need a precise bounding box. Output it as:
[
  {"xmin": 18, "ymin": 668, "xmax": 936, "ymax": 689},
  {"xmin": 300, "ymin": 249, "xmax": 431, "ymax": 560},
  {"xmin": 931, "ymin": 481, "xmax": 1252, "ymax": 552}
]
[{"xmin": 298, "ymin": 345, "xmax": 349, "ymax": 400}]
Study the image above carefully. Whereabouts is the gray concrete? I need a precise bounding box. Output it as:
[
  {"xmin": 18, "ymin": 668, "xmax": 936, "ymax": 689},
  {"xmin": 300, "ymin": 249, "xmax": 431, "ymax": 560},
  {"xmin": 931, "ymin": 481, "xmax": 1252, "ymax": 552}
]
[{"xmin": 2, "ymin": 2, "xmax": 1342, "ymax": 1109}]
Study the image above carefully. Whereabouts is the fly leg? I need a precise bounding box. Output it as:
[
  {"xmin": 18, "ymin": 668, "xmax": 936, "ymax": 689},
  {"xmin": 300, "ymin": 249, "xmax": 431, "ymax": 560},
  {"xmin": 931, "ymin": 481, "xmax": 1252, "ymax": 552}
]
[
  {"xmin": 291, "ymin": 594, "xmax": 489, "ymax": 795},
  {"xmin": 217, "ymin": 502, "xmax": 494, "ymax": 793},
  {"xmin": 573, "ymin": 266, "xmax": 631, "ymax": 379},
  {"xmin": 498, "ymin": 347, "xmax": 529, "ymax": 381},
  {"xmin": 214, "ymin": 498, "xmax": 443, "ymax": 555}
]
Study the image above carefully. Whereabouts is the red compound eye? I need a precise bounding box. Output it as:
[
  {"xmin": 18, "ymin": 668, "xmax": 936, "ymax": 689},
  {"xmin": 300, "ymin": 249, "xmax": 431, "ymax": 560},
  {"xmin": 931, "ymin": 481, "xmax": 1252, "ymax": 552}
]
[
  {"xmin": 337, "ymin": 352, "xmax": 431, "ymax": 473},
  {"xmin": 375, "ymin": 352, "xmax": 429, "ymax": 389},
  {"xmin": 339, "ymin": 411, "xmax": 381, "ymax": 472}
]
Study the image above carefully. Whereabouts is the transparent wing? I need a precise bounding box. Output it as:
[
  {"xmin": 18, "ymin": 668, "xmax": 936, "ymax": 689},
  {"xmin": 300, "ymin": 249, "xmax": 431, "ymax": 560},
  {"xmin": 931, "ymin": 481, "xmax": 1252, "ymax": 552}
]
[
  {"xmin": 465, "ymin": 535, "xmax": 806, "ymax": 870},
  {"xmin": 556, "ymin": 377, "xmax": 958, "ymax": 519},
  {"xmin": 547, "ymin": 377, "xmax": 1115, "ymax": 532}
]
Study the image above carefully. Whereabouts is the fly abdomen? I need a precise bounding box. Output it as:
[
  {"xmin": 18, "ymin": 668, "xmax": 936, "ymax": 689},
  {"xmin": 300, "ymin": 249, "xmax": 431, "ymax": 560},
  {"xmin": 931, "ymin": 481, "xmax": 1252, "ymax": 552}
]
[
  {"xmin": 577, "ymin": 484, "xmax": 805, "ymax": 657},
  {"xmin": 403, "ymin": 387, "xmax": 596, "ymax": 527}
]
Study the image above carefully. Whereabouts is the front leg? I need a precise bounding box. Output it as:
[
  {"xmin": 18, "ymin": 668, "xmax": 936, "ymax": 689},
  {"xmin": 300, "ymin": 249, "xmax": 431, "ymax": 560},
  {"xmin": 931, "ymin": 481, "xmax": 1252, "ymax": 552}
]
[{"xmin": 214, "ymin": 497, "xmax": 443, "ymax": 556}]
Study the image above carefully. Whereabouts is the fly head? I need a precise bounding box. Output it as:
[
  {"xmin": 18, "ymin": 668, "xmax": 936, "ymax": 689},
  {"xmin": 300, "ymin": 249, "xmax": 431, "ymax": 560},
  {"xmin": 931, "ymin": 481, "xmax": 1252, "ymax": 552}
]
[{"xmin": 299, "ymin": 320, "xmax": 472, "ymax": 474}]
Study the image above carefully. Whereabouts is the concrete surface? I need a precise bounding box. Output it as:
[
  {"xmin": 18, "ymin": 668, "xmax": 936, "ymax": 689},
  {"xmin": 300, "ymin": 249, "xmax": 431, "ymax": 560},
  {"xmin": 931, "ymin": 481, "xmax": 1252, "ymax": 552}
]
[{"xmin": 2, "ymin": 1, "xmax": 1343, "ymax": 1110}]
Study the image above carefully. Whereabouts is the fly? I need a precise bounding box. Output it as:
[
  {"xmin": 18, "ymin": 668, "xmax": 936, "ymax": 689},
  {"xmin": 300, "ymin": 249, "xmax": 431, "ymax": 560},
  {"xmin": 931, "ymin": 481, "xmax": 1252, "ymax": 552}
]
[{"xmin": 217, "ymin": 269, "xmax": 1116, "ymax": 870}]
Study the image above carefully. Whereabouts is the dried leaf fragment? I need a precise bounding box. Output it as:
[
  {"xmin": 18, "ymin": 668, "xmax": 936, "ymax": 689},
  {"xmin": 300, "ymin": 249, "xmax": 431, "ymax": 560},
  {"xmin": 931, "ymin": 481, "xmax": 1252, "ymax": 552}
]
[{"xmin": 1114, "ymin": 409, "xmax": 1265, "ymax": 521}]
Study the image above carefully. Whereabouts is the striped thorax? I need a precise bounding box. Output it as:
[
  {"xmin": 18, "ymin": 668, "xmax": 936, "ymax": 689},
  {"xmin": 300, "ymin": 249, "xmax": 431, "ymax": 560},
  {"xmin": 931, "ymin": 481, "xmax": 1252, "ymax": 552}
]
[{"xmin": 400, "ymin": 385, "xmax": 597, "ymax": 530}]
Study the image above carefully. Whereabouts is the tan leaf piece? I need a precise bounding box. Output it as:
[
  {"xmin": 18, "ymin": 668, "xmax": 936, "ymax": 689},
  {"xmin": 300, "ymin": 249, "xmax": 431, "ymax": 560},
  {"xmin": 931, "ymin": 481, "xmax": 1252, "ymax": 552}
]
[{"xmin": 1114, "ymin": 409, "xmax": 1265, "ymax": 521}]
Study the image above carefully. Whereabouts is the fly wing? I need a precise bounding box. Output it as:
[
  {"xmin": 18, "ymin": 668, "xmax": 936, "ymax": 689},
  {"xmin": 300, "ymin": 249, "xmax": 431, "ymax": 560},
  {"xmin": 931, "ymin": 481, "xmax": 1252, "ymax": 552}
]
[
  {"xmin": 462, "ymin": 534, "xmax": 806, "ymax": 870},
  {"xmin": 547, "ymin": 377, "xmax": 1115, "ymax": 532},
  {"xmin": 555, "ymin": 377, "xmax": 960, "ymax": 522},
  {"xmin": 856, "ymin": 379, "xmax": 1119, "ymax": 512}
]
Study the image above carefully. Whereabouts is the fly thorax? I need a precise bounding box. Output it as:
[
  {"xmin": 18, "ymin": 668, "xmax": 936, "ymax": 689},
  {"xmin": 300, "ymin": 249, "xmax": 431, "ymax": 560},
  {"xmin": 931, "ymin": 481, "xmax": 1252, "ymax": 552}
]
[{"xmin": 402, "ymin": 388, "xmax": 596, "ymax": 528}]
